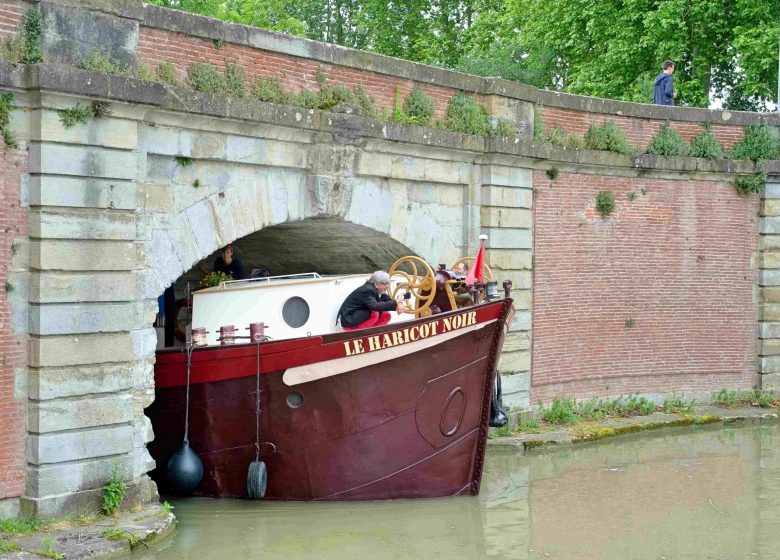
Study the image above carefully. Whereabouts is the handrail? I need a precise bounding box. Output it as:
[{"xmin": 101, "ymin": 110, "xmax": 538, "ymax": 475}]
[{"xmin": 217, "ymin": 272, "xmax": 323, "ymax": 290}]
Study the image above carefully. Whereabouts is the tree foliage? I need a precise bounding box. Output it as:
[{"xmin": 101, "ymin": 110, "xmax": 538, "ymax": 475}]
[{"xmin": 148, "ymin": 0, "xmax": 780, "ymax": 110}]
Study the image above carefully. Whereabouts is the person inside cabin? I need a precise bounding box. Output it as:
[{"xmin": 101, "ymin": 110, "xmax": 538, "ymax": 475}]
[
  {"xmin": 451, "ymin": 262, "xmax": 473, "ymax": 307},
  {"xmin": 337, "ymin": 270, "xmax": 407, "ymax": 331},
  {"xmin": 213, "ymin": 244, "xmax": 245, "ymax": 280}
]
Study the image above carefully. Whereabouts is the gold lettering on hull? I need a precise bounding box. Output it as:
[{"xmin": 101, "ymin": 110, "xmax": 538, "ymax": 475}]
[{"xmin": 342, "ymin": 311, "xmax": 477, "ymax": 357}]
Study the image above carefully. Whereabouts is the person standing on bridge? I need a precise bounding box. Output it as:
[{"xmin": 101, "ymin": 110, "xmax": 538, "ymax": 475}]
[
  {"xmin": 653, "ymin": 60, "xmax": 676, "ymax": 106},
  {"xmin": 337, "ymin": 270, "xmax": 406, "ymax": 331}
]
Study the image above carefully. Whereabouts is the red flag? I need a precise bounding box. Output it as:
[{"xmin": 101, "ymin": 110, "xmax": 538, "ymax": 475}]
[{"xmin": 464, "ymin": 240, "xmax": 485, "ymax": 286}]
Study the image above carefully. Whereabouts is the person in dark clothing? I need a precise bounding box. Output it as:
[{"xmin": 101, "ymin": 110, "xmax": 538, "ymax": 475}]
[
  {"xmin": 338, "ymin": 270, "xmax": 406, "ymax": 330},
  {"xmin": 653, "ymin": 60, "xmax": 676, "ymax": 106},
  {"xmin": 213, "ymin": 244, "xmax": 245, "ymax": 280}
]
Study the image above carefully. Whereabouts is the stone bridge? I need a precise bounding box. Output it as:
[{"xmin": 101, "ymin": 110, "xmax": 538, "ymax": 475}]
[{"xmin": 0, "ymin": 0, "xmax": 779, "ymax": 517}]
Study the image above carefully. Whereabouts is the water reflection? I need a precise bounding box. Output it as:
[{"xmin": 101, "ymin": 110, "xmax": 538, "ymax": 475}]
[{"xmin": 140, "ymin": 423, "xmax": 780, "ymax": 559}]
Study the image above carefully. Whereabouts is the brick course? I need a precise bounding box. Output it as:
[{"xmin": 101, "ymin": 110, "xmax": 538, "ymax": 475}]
[
  {"xmin": 0, "ymin": 0, "xmax": 29, "ymax": 41},
  {"xmin": 0, "ymin": 139, "xmax": 28, "ymax": 501},
  {"xmin": 531, "ymin": 171, "xmax": 758, "ymax": 402}
]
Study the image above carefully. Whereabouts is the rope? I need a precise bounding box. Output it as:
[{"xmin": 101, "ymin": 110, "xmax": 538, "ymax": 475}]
[
  {"xmin": 254, "ymin": 341, "xmax": 261, "ymax": 463},
  {"xmin": 184, "ymin": 343, "xmax": 193, "ymax": 444}
]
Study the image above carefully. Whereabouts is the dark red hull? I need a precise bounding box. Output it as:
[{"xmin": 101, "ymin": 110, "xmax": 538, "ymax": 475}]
[{"xmin": 147, "ymin": 299, "xmax": 514, "ymax": 500}]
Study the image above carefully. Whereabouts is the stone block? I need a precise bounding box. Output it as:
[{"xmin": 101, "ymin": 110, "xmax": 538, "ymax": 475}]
[
  {"xmin": 761, "ymin": 251, "xmax": 780, "ymax": 269},
  {"xmin": 762, "ymin": 287, "xmax": 780, "ymax": 303},
  {"xmin": 29, "ymin": 302, "xmax": 138, "ymax": 335},
  {"xmin": 224, "ymin": 134, "xmax": 265, "ymax": 164},
  {"xmin": 481, "ymin": 185, "xmax": 532, "ymax": 209},
  {"xmin": 488, "ymin": 249, "xmax": 532, "ymax": 270},
  {"xmin": 30, "ymin": 240, "xmax": 141, "ymax": 271},
  {"xmin": 760, "ymin": 270, "xmax": 780, "ymax": 286},
  {"xmin": 761, "ymin": 217, "xmax": 780, "ymax": 235},
  {"xmin": 510, "ymin": 289, "xmax": 531, "ymax": 310},
  {"xmin": 7, "ymin": 271, "xmax": 28, "ymax": 335},
  {"xmin": 0, "ymin": 498, "xmax": 20, "ymax": 520},
  {"xmin": 503, "ymin": 331, "xmax": 531, "ymax": 353},
  {"xmin": 480, "ymin": 207, "xmax": 532, "ymax": 229},
  {"xmin": 32, "ymin": 110, "xmax": 138, "ymax": 149},
  {"xmin": 764, "ymin": 183, "xmax": 780, "ymax": 199},
  {"xmin": 760, "ymin": 373, "xmax": 780, "ymax": 391},
  {"xmin": 30, "ymin": 271, "xmax": 140, "ymax": 303},
  {"xmin": 388, "ymin": 156, "xmax": 469, "ymax": 185},
  {"xmin": 500, "ymin": 372, "xmax": 530, "ymax": 410},
  {"xmin": 29, "ymin": 333, "xmax": 136, "ymax": 367},
  {"xmin": 139, "ymin": 125, "xmax": 192, "ymax": 156},
  {"xmin": 29, "ymin": 362, "xmax": 137, "ymax": 399},
  {"xmin": 140, "ymin": 183, "xmax": 173, "ymax": 213},
  {"xmin": 28, "ymin": 393, "xmax": 133, "ymax": 433},
  {"xmin": 482, "ymin": 165, "xmax": 532, "ymax": 188},
  {"xmin": 483, "ymin": 227, "xmax": 532, "ymax": 249},
  {"xmin": 27, "ymin": 425, "xmax": 134, "ymax": 464},
  {"xmin": 131, "ymin": 329, "xmax": 158, "ymax": 360},
  {"xmin": 357, "ymin": 152, "xmax": 393, "ymax": 177},
  {"xmin": 761, "ymin": 356, "xmax": 780, "ymax": 373},
  {"xmin": 760, "ymin": 322, "xmax": 780, "ymax": 339},
  {"xmin": 760, "ymin": 339, "xmax": 780, "ymax": 356},
  {"xmin": 261, "ymin": 139, "xmax": 308, "ymax": 169},
  {"xmin": 762, "ymin": 200, "xmax": 780, "ymax": 217},
  {"xmin": 510, "ymin": 310, "xmax": 532, "ymax": 332},
  {"xmin": 28, "ymin": 176, "xmax": 137, "ymax": 210},
  {"xmin": 498, "ymin": 350, "xmax": 530, "ymax": 372},
  {"xmin": 492, "ymin": 269, "xmax": 532, "ymax": 290},
  {"xmin": 29, "ymin": 143, "xmax": 139, "ymax": 180},
  {"xmin": 29, "ymin": 209, "xmax": 138, "ymax": 240},
  {"xmin": 26, "ymin": 454, "xmax": 133, "ymax": 497},
  {"xmin": 20, "ymin": 476, "xmax": 157, "ymax": 518},
  {"xmin": 191, "ymin": 131, "xmax": 226, "ymax": 160},
  {"xmin": 761, "ymin": 304, "xmax": 780, "ymax": 322},
  {"xmin": 184, "ymin": 200, "xmax": 219, "ymax": 257}
]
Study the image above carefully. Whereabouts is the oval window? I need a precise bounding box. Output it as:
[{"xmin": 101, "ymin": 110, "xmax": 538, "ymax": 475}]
[{"xmin": 282, "ymin": 296, "xmax": 310, "ymax": 328}]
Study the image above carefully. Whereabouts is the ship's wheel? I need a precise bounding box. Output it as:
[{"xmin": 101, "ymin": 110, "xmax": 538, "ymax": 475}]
[{"xmin": 388, "ymin": 256, "xmax": 436, "ymax": 317}]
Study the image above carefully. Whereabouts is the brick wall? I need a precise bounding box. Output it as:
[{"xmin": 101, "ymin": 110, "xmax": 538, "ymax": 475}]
[
  {"xmin": 540, "ymin": 106, "xmax": 745, "ymax": 152},
  {"xmin": 0, "ymin": 0, "xmax": 29, "ymax": 39},
  {"xmin": 138, "ymin": 27, "xmax": 459, "ymax": 119},
  {"xmin": 0, "ymin": 139, "xmax": 27, "ymax": 501},
  {"xmin": 531, "ymin": 171, "xmax": 758, "ymax": 402}
]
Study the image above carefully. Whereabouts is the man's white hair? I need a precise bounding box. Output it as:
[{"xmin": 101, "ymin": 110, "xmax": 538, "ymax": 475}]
[{"xmin": 369, "ymin": 270, "xmax": 390, "ymax": 285}]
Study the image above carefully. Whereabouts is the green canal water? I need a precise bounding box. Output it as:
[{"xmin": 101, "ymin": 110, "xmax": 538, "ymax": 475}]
[{"xmin": 140, "ymin": 423, "xmax": 780, "ymax": 559}]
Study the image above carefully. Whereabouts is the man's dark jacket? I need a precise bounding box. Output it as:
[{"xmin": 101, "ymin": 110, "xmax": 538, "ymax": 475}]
[
  {"xmin": 337, "ymin": 282, "xmax": 397, "ymax": 327},
  {"xmin": 214, "ymin": 256, "xmax": 245, "ymax": 280},
  {"xmin": 653, "ymin": 72, "xmax": 674, "ymax": 105}
]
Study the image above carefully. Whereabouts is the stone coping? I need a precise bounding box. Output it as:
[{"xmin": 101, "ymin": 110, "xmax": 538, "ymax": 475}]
[
  {"xmin": 0, "ymin": 61, "xmax": 775, "ymax": 177},
  {"xmin": 39, "ymin": 0, "xmax": 780, "ymax": 127},
  {"xmin": 0, "ymin": 503, "xmax": 176, "ymax": 559},
  {"xmin": 488, "ymin": 405, "xmax": 779, "ymax": 453}
]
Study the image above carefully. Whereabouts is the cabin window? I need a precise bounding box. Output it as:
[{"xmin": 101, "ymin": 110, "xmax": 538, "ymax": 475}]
[
  {"xmin": 282, "ymin": 296, "xmax": 310, "ymax": 328},
  {"xmin": 286, "ymin": 391, "xmax": 304, "ymax": 408}
]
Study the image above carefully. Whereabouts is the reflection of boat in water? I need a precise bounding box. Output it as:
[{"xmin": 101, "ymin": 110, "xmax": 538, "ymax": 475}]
[{"xmin": 146, "ymin": 254, "xmax": 514, "ymax": 501}]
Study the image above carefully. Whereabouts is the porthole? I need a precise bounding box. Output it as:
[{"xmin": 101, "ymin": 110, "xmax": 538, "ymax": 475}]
[
  {"xmin": 282, "ymin": 296, "xmax": 310, "ymax": 328},
  {"xmin": 286, "ymin": 391, "xmax": 304, "ymax": 409}
]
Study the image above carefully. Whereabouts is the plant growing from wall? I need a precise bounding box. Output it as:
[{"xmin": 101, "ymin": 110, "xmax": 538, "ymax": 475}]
[
  {"xmin": 646, "ymin": 122, "xmax": 688, "ymax": 156},
  {"xmin": 0, "ymin": 92, "xmax": 18, "ymax": 148},
  {"xmin": 102, "ymin": 464, "xmax": 126, "ymax": 516},
  {"xmin": 688, "ymin": 122, "xmax": 724, "ymax": 159},
  {"xmin": 584, "ymin": 121, "xmax": 633, "ymax": 154},
  {"xmin": 546, "ymin": 167, "xmax": 559, "ymax": 180},
  {"xmin": 224, "ymin": 62, "xmax": 246, "ymax": 97},
  {"xmin": 441, "ymin": 92, "xmax": 490, "ymax": 135},
  {"xmin": 78, "ymin": 52, "xmax": 129, "ymax": 75},
  {"xmin": 533, "ymin": 105, "xmax": 545, "ymax": 139},
  {"xmin": 157, "ymin": 62, "xmax": 178, "ymax": 86},
  {"xmin": 729, "ymin": 124, "xmax": 780, "ymax": 162},
  {"xmin": 732, "ymin": 172, "xmax": 766, "ymax": 196},
  {"xmin": 174, "ymin": 156, "xmax": 193, "ymax": 168},
  {"xmin": 187, "ymin": 62, "xmax": 226, "ymax": 94},
  {"xmin": 36, "ymin": 537, "xmax": 63, "ymax": 560},
  {"xmin": 402, "ymin": 87, "xmax": 435, "ymax": 125},
  {"xmin": 192, "ymin": 178, "xmax": 202, "ymax": 188},
  {"xmin": 58, "ymin": 101, "xmax": 111, "ymax": 129},
  {"xmin": 544, "ymin": 125, "xmax": 585, "ymax": 148},
  {"xmin": 251, "ymin": 77, "xmax": 289, "ymax": 104},
  {"xmin": 21, "ymin": 8, "xmax": 43, "ymax": 64},
  {"xmin": 595, "ymin": 190, "xmax": 616, "ymax": 218},
  {"xmin": 491, "ymin": 118, "xmax": 516, "ymax": 137}
]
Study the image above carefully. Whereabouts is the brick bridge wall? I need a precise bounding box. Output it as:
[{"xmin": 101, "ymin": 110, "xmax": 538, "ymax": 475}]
[{"xmin": 0, "ymin": 0, "xmax": 778, "ymax": 516}]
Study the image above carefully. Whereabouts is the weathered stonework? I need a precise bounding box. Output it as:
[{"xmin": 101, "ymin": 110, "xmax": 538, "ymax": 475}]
[{"xmin": 0, "ymin": 0, "xmax": 776, "ymax": 518}]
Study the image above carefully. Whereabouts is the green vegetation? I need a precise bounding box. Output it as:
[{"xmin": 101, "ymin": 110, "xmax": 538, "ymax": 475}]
[
  {"xmin": 161, "ymin": 501, "xmax": 175, "ymax": 515},
  {"xmin": 401, "ymin": 87, "xmax": 435, "ymax": 126},
  {"xmin": 662, "ymin": 394, "xmax": 697, "ymax": 415},
  {"xmin": 542, "ymin": 125, "xmax": 585, "ymax": 148},
  {"xmin": 541, "ymin": 394, "xmax": 657, "ymax": 426},
  {"xmin": 187, "ymin": 62, "xmax": 227, "ymax": 94},
  {"xmin": 200, "ymin": 271, "xmax": 232, "ymax": 287},
  {"xmin": 224, "ymin": 62, "xmax": 247, "ymax": 97},
  {"xmin": 0, "ymin": 92, "xmax": 16, "ymax": 148},
  {"xmin": 0, "ymin": 517, "xmax": 48, "ymax": 536},
  {"xmin": 584, "ymin": 121, "xmax": 633, "ymax": 154},
  {"xmin": 442, "ymin": 92, "xmax": 490, "ymax": 135},
  {"xmin": 688, "ymin": 123, "xmax": 724, "ymax": 159},
  {"xmin": 174, "ymin": 156, "xmax": 194, "ymax": 168},
  {"xmin": 157, "ymin": 62, "xmax": 179, "ymax": 85},
  {"xmin": 101, "ymin": 527, "xmax": 143, "ymax": 548},
  {"xmin": 545, "ymin": 167, "xmax": 559, "ymax": 180},
  {"xmin": 91, "ymin": 100, "xmax": 112, "ymax": 119},
  {"xmin": 102, "ymin": 464, "xmax": 126, "ymax": 516},
  {"xmin": 0, "ymin": 538, "xmax": 20, "ymax": 553},
  {"xmin": 20, "ymin": 8, "xmax": 43, "ymax": 64},
  {"xmin": 714, "ymin": 388, "xmax": 778, "ymax": 408},
  {"xmin": 729, "ymin": 125, "xmax": 780, "ymax": 162},
  {"xmin": 595, "ymin": 190, "xmax": 616, "ymax": 219},
  {"xmin": 733, "ymin": 172, "xmax": 766, "ymax": 196},
  {"xmin": 192, "ymin": 178, "xmax": 202, "ymax": 188},
  {"xmin": 57, "ymin": 104, "xmax": 94, "ymax": 129},
  {"xmin": 646, "ymin": 122, "xmax": 688, "ymax": 156},
  {"xmin": 78, "ymin": 52, "xmax": 129, "ymax": 75},
  {"xmin": 515, "ymin": 413, "xmax": 541, "ymax": 433},
  {"xmin": 533, "ymin": 106, "xmax": 544, "ymax": 140},
  {"xmin": 36, "ymin": 537, "xmax": 63, "ymax": 560}
]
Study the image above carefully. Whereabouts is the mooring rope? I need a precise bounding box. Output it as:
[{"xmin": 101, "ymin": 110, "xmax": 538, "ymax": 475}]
[
  {"xmin": 184, "ymin": 343, "xmax": 194, "ymax": 444},
  {"xmin": 255, "ymin": 342, "xmax": 261, "ymax": 463}
]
